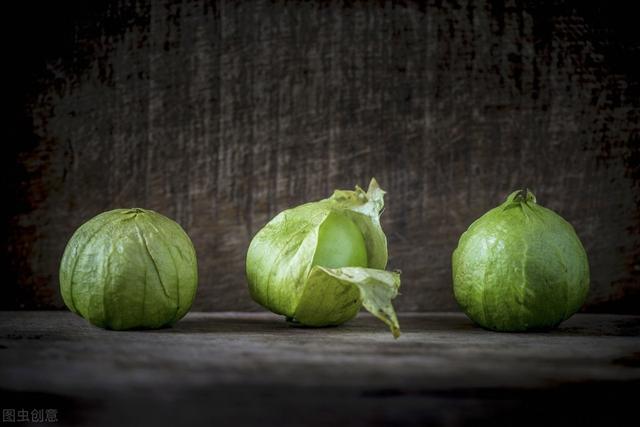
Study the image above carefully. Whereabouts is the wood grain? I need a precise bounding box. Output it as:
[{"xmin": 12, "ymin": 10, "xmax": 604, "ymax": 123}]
[
  {"xmin": 0, "ymin": 311, "xmax": 638, "ymax": 426},
  {"xmin": 6, "ymin": 1, "xmax": 640, "ymax": 312}
]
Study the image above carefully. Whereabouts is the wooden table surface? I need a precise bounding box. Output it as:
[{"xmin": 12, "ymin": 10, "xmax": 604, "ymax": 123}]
[{"xmin": 1, "ymin": 311, "xmax": 638, "ymax": 426}]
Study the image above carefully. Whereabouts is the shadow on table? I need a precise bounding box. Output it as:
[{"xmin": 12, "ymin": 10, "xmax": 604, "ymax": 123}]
[
  {"xmin": 157, "ymin": 315, "xmax": 291, "ymax": 334},
  {"xmin": 150, "ymin": 312, "xmax": 640, "ymax": 337},
  {"xmin": 158, "ymin": 313, "xmax": 480, "ymax": 335}
]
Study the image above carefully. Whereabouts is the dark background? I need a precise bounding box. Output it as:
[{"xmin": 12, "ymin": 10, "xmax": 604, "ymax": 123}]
[{"xmin": 5, "ymin": 0, "xmax": 639, "ymax": 313}]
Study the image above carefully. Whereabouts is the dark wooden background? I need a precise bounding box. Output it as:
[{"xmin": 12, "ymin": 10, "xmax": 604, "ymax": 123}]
[{"xmin": 6, "ymin": 0, "xmax": 639, "ymax": 313}]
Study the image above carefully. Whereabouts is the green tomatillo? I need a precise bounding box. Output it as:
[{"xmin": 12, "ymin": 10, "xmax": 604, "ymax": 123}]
[
  {"xmin": 246, "ymin": 179, "xmax": 401, "ymax": 337},
  {"xmin": 452, "ymin": 189, "xmax": 590, "ymax": 332},
  {"xmin": 59, "ymin": 208, "xmax": 198, "ymax": 330}
]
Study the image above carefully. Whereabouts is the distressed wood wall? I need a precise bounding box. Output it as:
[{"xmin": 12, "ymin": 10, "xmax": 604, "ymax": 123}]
[{"xmin": 6, "ymin": 0, "xmax": 639, "ymax": 312}]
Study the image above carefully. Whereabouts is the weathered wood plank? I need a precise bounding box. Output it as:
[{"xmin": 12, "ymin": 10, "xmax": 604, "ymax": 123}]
[
  {"xmin": 0, "ymin": 311, "xmax": 638, "ymax": 426},
  {"xmin": 6, "ymin": 1, "xmax": 640, "ymax": 312}
]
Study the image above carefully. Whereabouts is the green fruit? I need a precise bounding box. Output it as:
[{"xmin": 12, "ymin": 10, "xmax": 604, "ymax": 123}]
[
  {"xmin": 452, "ymin": 189, "xmax": 589, "ymax": 332},
  {"xmin": 246, "ymin": 179, "xmax": 401, "ymax": 337},
  {"xmin": 313, "ymin": 212, "xmax": 368, "ymax": 269},
  {"xmin": 59, "ymin": 208, "xmax": 198, "ymax": 330}
]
